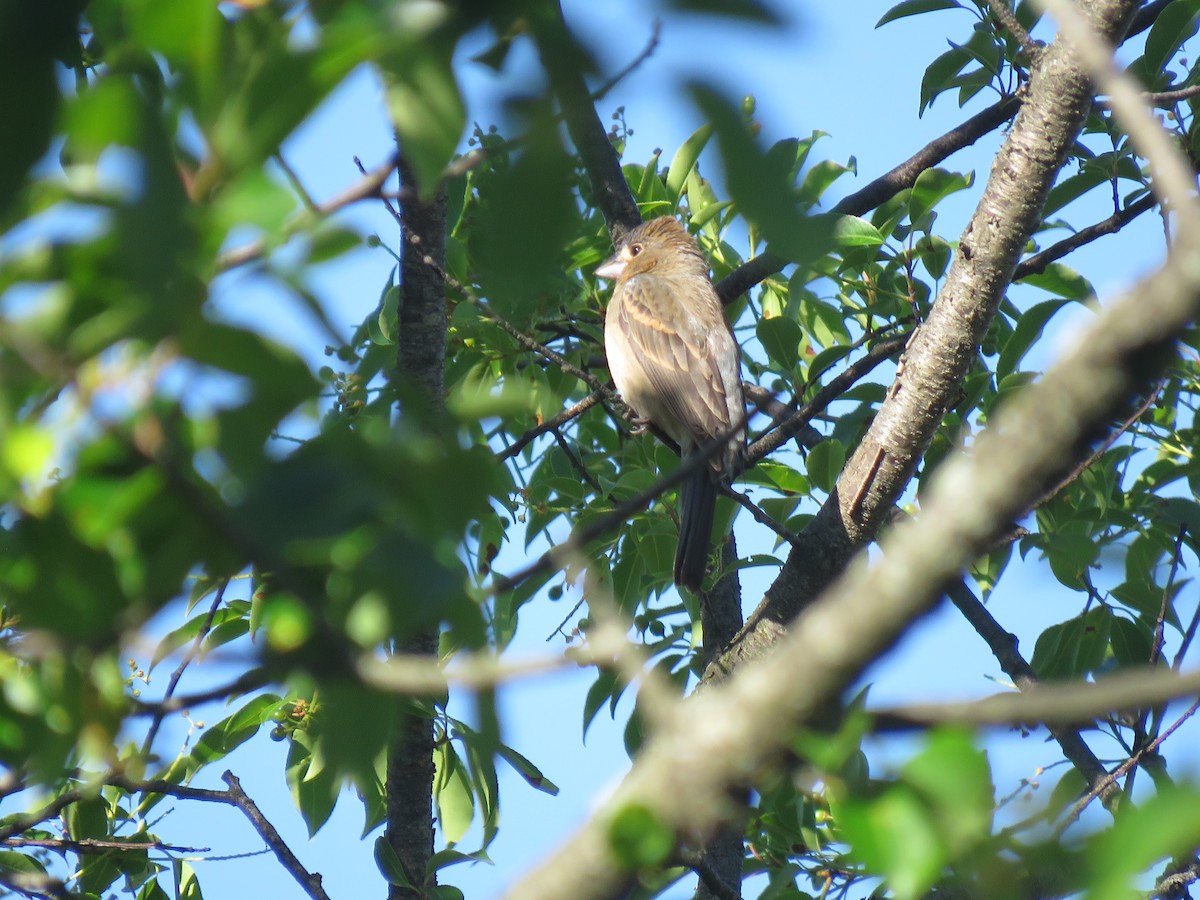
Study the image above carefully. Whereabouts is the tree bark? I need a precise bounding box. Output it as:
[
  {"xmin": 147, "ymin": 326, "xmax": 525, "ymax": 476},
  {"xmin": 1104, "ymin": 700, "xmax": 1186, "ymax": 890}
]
[{"xmin": 385, "ymin": 158, "xmax": 447, "ymax": 899}]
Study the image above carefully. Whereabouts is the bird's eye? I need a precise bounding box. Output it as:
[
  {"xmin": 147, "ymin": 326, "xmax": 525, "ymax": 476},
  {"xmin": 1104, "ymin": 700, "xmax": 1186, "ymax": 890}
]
[{"xmin": 628, "ymin": 243, "xmax": 643, "ymax": 257}]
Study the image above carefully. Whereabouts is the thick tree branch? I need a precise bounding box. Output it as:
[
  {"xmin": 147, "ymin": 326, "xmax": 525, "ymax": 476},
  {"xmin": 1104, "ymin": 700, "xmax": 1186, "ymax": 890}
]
[
  {"xmin": 534, "ymin": 2, "xmax": 641, "ymax": 240},
  {"xmin": 503, "ymin": 1, "xmax": 1200, "ymax": 893},
  {"xmin": 719, "ymin": 0, "xmax": 1141, "ymax": 674},
  {"xmin": 947, "ymin": 580, "xmax": 1119, "ymax": 808},
  {"xmin": 386, "ymin": 155, "xmax": 446, "ymax": 899}
]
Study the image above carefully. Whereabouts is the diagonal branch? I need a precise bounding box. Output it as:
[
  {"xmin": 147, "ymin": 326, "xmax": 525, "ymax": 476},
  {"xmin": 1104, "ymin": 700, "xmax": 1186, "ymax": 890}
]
[
  {"xmin": 719, "ymin": 0, "xmax": 1143, "ymax": 673},
  {"xmin": 504, "ymin": 59, "xmax": 1200, "ymax": 898}
]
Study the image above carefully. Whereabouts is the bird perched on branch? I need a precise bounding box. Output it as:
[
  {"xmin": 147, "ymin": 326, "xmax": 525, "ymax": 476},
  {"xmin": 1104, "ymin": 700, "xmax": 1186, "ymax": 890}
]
[{"xmin": 596, "ymin": 216, "xmax": 745, "ymax": 591}]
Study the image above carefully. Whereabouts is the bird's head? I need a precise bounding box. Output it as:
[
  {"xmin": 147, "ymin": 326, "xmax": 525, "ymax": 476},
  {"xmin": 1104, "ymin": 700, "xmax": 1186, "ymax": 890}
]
[{"xmin": 595, "ymin": 216, "xmax": 707, "ymax": 282}]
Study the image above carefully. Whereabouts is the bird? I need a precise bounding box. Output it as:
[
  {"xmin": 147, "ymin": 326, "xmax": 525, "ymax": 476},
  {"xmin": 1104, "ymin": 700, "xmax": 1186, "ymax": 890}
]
[{"xmin": 595, "ymin": 216, "xmax": 745, "ymax": 591}]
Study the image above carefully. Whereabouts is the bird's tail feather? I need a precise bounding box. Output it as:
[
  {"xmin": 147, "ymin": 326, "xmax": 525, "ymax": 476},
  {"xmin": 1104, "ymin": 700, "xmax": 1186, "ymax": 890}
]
[{"xmin": 674, "ymin": 466, "xmax": 717, "ymax": 591}]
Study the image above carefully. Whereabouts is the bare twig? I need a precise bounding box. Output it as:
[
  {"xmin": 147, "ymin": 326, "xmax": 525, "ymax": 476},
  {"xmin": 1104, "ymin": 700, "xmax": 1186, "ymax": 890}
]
[
  {"xmin": 216, "ymin": 153, "xmax": 399, "ymax": 272},
  {"xmin": 985, "ymin": 0, "xmax": 1042, "ymax": 60},
  {"xmin": 499, "ymin": 390, "xmax": 605, "ymax": 461},
  {"xmin": 219, "ymin": 771, "xmax": 331, "ymax": 900},
  {"xmin": 1014, "ymin": 193, "xmax": 1159, "ymax": 279},
  {"xmin": 723, "ymin": 486, "xmax": 804, "ymax": 551},
  {"xmin": 590, "ymin": 21, "xmax": 662, "ymax": 102},
  {"xmin": 3, "ymin": 837, "xmax": 207, "ymax": 854},
  {"xmin": 1031, "ymin": 379, "xmax": 1165, "ymax": 510},
  {"xmin": 1059, "ymin": 695, "xmax": 1200, "ymax": 831},
  {"xmin": 946, "ymin": 580, "xmax": 1117, "ymax": 806},
  {"xmin": 130, "ymin": 669, "xmax": 273, "ymax": 717},
  {"xmin": 746, "ymin": 334, "xmax": 909, "ymax": 466},
  {"xmin": 141, "ymin": 579, "xmax": 230, "ymax": 756},
  {"xmin": 873, "ymin": 665, "xmax": 1200, "ymax": 730}
]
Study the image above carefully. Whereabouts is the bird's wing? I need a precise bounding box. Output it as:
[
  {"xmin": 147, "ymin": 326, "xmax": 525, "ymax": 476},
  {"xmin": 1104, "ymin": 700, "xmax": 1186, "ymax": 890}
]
[{"xmin": 615, "ymin": 273, "xmax": 737, "ymax": 449}]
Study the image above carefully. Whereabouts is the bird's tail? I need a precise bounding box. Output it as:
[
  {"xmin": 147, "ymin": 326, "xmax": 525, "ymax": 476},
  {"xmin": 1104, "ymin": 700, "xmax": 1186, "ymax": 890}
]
[{"xmin": 674, "ymin": 464, "xmax": 717, "ymax": 591}]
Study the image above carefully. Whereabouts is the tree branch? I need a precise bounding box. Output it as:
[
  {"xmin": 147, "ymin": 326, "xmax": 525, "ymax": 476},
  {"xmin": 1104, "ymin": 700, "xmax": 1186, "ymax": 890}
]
[
  {"xmin": 502, "ymin": 2, "xmax": 1200, "ymax": 893},
  {"xmin": 719, "ymin": 0, "xmax": 1141, "ymax": 674}
]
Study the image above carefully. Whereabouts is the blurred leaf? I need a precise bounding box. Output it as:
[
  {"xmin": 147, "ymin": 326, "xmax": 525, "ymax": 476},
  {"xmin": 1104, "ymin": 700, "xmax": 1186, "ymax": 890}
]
[
  {"xmin": 1085, "ymin": 784, "xmax": 1200, "ymax": 900},
  {"xmin": 435, "ymin": 743, "xmax": 475, "ymax": 845},
  {"xmin": 0, "ymin": 0, "xmax": 81, "ymax": 213},
  {"xmin": 691, "ymin": 84, "xmax": 834, "ymax": 264},
  {"xmin": 472, "ymin": 109, "xmax": 576, "ymax": 320},
  {"xmin": 385, "ymin": 51, "xmax": 466, "ymax": 195},
  {"xmin": 608, "ymin": 804, "xmax": 674, "ymax": 868}
]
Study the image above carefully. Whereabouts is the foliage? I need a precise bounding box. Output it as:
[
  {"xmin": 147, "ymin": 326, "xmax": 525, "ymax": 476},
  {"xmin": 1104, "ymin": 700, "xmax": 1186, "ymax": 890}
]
[{"xmin": 0, "ymin": 0, "xmax": 1199, "ymax": 898}]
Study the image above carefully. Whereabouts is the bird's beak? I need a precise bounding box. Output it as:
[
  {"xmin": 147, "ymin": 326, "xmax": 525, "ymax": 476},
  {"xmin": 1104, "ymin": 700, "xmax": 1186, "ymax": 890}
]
[{"xmin": 595, "ymin": 252, "xmax": 626, "ymax": 281}]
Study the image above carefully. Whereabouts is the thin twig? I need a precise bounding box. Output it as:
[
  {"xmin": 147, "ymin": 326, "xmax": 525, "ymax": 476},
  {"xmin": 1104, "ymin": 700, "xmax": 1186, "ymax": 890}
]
[
  {"xmin": 590, "ymin": 21, "xmax": 662, "ymax": 102},
  {"xmin": 1059, "ymin": 695, "xmax": 1200, "ymax": 832},
  {"xmin": 946, "ymin": 579, "xmax": 1118, "ymax": 806},
  {"xmin": 221, "ymin": 771, "xmax": 331, "ymax": 900},
  {"xmin": 746, "ymin": 335, "xmax": 909, "ymax": 466},
  {"xmin": 500, "ymin": 390, "xmax": 605, "ymax": 460},
  {"xmin": 985, "ymin": 0, "xmax": 1042, "ymax": 59},
  {"xmin": 1014, "ymin": 193, "xmax": 1158, "ymax": 279},
  {"xmin": 130, "ymin": 668, "xmax": 273, "ymax": 717},
  {"xmin": 494, "ymin": 404, "xmax": 759, "ymax": 595},
  {"xmin": 216, "ymin": 153, "xmax": 400, "ymax": 271},
  {"xmin": 141, "ymin": 579, "xmax": 230, "ymax": 756},
  {"xmin": 1032, "ymin": 379, "xmax": 1165, "ymax": 510},
  {"xmin": 3, "ymin": 837, "xmax": 208, "ymax": 854},
  {"xmin": 723, "ymin": 486, "xmax": 804, "ymax": 550}
]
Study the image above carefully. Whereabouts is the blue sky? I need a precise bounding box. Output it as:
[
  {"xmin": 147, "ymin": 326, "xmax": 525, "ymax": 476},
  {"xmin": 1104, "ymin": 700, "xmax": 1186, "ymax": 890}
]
[{"xmin": 7, "ymin": 1, "xmax": 1195, "ymax": 898}]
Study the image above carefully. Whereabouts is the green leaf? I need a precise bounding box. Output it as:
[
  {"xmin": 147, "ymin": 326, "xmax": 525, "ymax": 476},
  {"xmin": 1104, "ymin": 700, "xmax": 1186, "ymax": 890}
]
[
  {"xmin": 877, "ymin": 0, "xmax": 963, "ymax": 27},
  {"xmin": 1030, "ymin": 607, "xmax": 1113, "ymax": 680},
  {"xmin": 1109, "ymin": 616, "xmax": 1153, "ymax": 669},
  {"xmin": 908, "ymin": 167, "xmax": 974, "ymax": 225},
  {"xmin": 666, "ymin": 124, "xmax": 714, "ymax": 201},
  {"xmin": 996, "ymin": 298, "xmax": 1071, "ymax": 380},
  {"xmin": 496, "ymin": 744, "xmax": 559, "ymax": 796},
  {"xmin": 374, "ymin": 836, "xmax": 417, "ymax": 889},
  {"xmin": 190, "ymin": 694, "xmax": 283, "ymax": 767},
  {"xmin": 835, "ymin": 784, "xmax": 944, "ymax": 899},
  {"xmin": 284, "ymin": 730, "xmax": 341, "ymax": 836},
  {"xmin": 757, "ymin": 316, "xmax": 803, "ymax": 372},
  {"xmin": 834, "ymin": 216, "xmax": 885, "ymax": 248},
  {"xmin": 1017, "ymin": 263, "xmax": 1094, "ymax": 300},
  {"xmin": 435, "ymin": 743, "xmax": 475, "ymax": 844},
  {"xmin": 920, "ymin": 46, "xmax": 972, "ymax": 114},
  {"xmin": 1140, "ymin": 0, "xmax": 1200, "ymax": 82},
  {"xmin": 806, "ymin": 439, "xmax": 846, "ymax": 494}
]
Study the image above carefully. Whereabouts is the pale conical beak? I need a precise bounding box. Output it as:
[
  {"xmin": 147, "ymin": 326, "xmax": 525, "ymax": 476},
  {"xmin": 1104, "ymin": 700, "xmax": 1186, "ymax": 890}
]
[{"xmin": 595, "ymin": 253, "xmax": 626, "ymax": 281}]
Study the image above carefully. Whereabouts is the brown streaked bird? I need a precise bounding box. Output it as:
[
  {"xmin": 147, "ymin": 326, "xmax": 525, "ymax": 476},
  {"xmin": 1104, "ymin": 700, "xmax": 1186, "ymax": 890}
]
[{"xmin": 596, "ymin": 216, "xmax": 745, "ymax": 591}]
